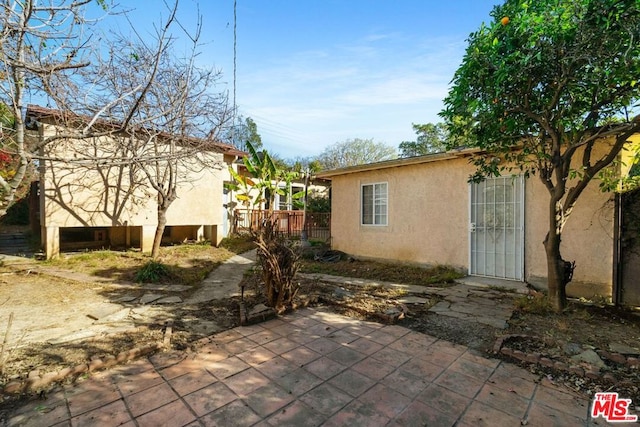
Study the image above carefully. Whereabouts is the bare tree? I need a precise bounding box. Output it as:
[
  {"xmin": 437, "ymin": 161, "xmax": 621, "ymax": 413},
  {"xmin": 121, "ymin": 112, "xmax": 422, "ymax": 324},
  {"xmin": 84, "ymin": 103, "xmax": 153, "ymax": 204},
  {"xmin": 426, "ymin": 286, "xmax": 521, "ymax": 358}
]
[
  {"xmin": 0, "ymin": 0, "xmax": 109, "ymax": 218},
  {"xmin": 66, "ymin": 8, "xmax": 233, "ymax": 257}
]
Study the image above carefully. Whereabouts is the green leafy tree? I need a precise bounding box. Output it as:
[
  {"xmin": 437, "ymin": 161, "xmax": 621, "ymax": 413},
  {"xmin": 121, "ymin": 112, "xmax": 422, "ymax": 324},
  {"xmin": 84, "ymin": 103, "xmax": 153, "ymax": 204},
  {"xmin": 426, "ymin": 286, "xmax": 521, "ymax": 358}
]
[
  {"xmin": 224, "ymin": 116, "xmax": 263, "ymax": 152},
  {"xmin": 441, "ymin": 0, "xmax": 640, "ymax": 311},
  {"xmin": 318, "ymin": 138, "xmax": 397, "ymax": 170},
  {"xmin": 399, "ymin": 123, "xmax": 449, "ymax": 157}
]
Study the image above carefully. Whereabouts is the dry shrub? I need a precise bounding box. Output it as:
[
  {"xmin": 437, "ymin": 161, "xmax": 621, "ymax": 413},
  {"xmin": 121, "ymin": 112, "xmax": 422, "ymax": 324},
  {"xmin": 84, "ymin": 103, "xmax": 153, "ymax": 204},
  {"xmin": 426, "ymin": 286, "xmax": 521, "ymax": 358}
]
[{"xmin": 253, "ymin": 219, "xmax": 300, "ymax": 312}]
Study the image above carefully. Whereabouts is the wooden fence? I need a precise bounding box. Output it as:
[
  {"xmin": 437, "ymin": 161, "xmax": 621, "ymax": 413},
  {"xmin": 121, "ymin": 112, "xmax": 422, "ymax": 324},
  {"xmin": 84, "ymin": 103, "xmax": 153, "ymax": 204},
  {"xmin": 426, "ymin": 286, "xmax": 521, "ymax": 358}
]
[{"xmin": 233, "ymin": 209, "xmax": 330, "ymax": 241}]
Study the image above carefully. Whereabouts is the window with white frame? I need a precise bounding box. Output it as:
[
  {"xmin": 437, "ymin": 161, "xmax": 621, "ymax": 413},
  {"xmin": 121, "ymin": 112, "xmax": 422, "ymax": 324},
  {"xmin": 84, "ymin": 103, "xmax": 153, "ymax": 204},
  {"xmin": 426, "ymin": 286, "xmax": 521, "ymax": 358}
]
[{"xmin": 361, "ymin": 182, "xmax": 388, "ymax": 225}]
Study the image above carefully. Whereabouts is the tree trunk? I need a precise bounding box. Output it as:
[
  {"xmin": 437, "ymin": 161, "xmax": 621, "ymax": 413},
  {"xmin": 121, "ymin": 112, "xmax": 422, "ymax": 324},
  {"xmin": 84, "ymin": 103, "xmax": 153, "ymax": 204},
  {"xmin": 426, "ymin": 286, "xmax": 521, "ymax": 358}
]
[
  {"xmin": 152, "ymin": 208, "xmax": 167, "ymax": 259},
  {"xmin": 544, "ymin": 197, "xmax": 573, "ymax": 312},
  {"xmin": 544, "ymin": 230, "xmax": 567, "ymax": 312}
]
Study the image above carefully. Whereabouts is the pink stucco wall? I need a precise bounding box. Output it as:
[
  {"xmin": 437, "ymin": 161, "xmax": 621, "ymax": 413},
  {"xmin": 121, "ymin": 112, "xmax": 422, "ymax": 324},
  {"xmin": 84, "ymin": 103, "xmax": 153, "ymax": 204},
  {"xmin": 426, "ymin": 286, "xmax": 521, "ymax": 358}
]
[{"xmin": 327, "ymin": 154, "xmax": 615, "ymax": 296}]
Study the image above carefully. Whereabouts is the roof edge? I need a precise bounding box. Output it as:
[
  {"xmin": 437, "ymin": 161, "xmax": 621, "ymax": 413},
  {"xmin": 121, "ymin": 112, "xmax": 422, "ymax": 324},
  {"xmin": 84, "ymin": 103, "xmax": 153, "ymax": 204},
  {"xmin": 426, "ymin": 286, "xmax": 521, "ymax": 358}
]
[{"xmin": 316, "ymin": 150, "xmax": 474, "ymax": 178}]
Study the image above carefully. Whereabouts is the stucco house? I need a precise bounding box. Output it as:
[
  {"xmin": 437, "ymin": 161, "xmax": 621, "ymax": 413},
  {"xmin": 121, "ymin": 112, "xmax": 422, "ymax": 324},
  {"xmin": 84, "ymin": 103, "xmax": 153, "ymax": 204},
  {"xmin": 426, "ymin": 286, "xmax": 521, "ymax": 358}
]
[
  {"xmin": 318, "ymin": 135, "xmax": 640, "ymax": 306},
  {"xmin": 27, "ymin": 105, "xmax": 246, "ymax": 259}
]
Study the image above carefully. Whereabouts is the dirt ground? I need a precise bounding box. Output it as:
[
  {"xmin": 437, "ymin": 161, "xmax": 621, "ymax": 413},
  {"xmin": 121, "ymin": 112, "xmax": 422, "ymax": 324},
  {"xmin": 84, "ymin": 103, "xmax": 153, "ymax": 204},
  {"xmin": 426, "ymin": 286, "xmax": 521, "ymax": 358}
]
[{"xmin": 1, "ymin": 255, "xmax": 639, "ymax": 409}]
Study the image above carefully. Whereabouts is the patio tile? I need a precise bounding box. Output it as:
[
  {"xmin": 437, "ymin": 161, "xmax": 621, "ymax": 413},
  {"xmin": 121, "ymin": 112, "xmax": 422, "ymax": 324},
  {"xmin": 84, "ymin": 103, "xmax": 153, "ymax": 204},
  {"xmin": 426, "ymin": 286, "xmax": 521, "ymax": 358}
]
[
  {"xmin": 460, "ymin": 349, "xmax": 501, "ymax": 368},
  {"xmin": 236, "ymin": 346, "xmax": 277, "ymax": 366},
  {"xmin": 254, "ymin": 356, "xmax": 298, "ymax": 380},
  {"xmin": 327, "ymin": 369, "xmax": 376, "ymax": 397},
  {"xmin": 8, "ymin": 398, "xmax": 70, "ymax": 426},
  {"xmin": 65, "ymin": 377, "xmax": 114, "ymax": 396},
  {"xmin": 110, "ymin": 358, "xmax": 156, "ymax": 376},
  {"xmin": 247, "ymin": 328, "xmax": 282, "ymax": 345},
  {"xmin": 183, "ymin": 382, "xmax": 238, "ymax": 417},
  {"xmin": 366, "ymin": 329, "xmax": 398, "ymax": 346},
  {"xmin": 305, "ymin": 337, "xmax": 342, "ymax": 355},
  {"xmin": 344, "ymin": 337, "xmax": 384, "ymax": 355},
  {"xmin": 343, "ymin": 324, "xmax": 378, "ymax": 338},
  {"xmin": 274, "ymin": 368, "xmax": 323, "ymax": 396},
  {"xmin": 416, "ymin": 383, "xmax": 471, "ymax": 418},
  {"xmin": 326, "ymin": 346, "xmax": 367, "ymax": 366},
  {"xmin": 420, "ymin": 347, "xmax": 461, "ymax": 368},
  {"xmin": 114, "ymin": 370, "xmax": 164, "ymax": 397},
  {"xmin": 235, "ymin": 323, "xmax": 267, "ymax": 337},
  {"xmin": 305, "ymin": 322, "xmax": 337, "ymax": 338},
  {"xmin": 525, "ymin": 401, "xmax": 588, "ymax": 426},
  {"xmin": 266, "ymin": 400, "xmax": 326, "ymax": 427},
  {"xmin": 205, "ymin": 356, "xmax": 250, "ymax": 379},
  {"xmin": 322, "ymin": 399, "xmax": 390, "ymax": 427},
  {"xmin": 458, "ymin": 400, "xmax": 524, "ymax": 427},
  {"xmin": 262, "ymin": 337, "xmax": 300, "ymax": 355},
  {"xmin": 290, "ymin": 316, "xmax": 320, "ymax": 329},
  {"xmin": 284, "ymin": 331, "xmax": 317, "ymax": 345},
  {"xmin": 369, "ymin": 346, "xmax": 411, "ymax": 368},
  {"xmin": 351, "ymin": 356, "xmax": 397, "ymax": 380},
  {"xmin": 388, "ymin": 334, "xmax": 435, "ymax": 355},
  {"xmin": 381, "ymin": 368, "xmax": 430, "ymax": 398},
  {"xmin": 260, "ymin": 317, "xmax": 289, "ymax": 330},
  {"xmin": 428, "ymin": 339, "xmax": 467, "ymax": 357},
  {"xmin": 399, "ymin": 357, "xmax": 447, "ymax": 381},
  {"xmin": 135, "ymin": 398, "xmax": 195, "ymax": 427},
  {"xmin": 356, "ymin": 383, "xmax": 412, "ymax": 419},
  {"xmin": 303, "ymin": 356, "xmax": 347, "ymax": 380},
  {"xmin": 222, "ymin": 367, "xmax": 271, "ymax": 397},
  {"xmin": 124, "ymin": 382, "xmax": 179, "ymax": 417},
  {"xmin": 200, "ymin": 400, "xmax": 261, "ymax": 427},
  {"xmin": 389, "ymin": 399, "xmax": 458, "ymax": 427},
  {"xmin": 434, "ymin": 369, "xmax": 485, "ymax": 399},
  {"xmin": 70, "ymin": 399, "xmax": 132, "ymax": 427},
  {"xmin": 243, "ymin": 383, "xmax": 295, "ymax": 418},
  {"xmin": 67, "ymin": 387, "xmax": 121, "ymax": 417},
  {"xmin": 281, "ymin": 346, "xmax": 322, "ymax": 367},
  {"xmin": 448, "ymin": 357, "xmax": 496, "ymax": 382},
  {"xmin": 487, "ymin": 365, "xmax": 538, "ymax": 399},
  {"xmin": 168, "ymin": 369, "xmax": 217, "ymax": 396},
  {"xmin": 475, "ymin": 383, "xmax": 531, "ymax": 418},
  {"xmin": 378, "ymin": 324, "xmax": 411, "ymax": 339},
  {"xmin": 191, "ymin": 346, "xmax": 230, "ymax": 365},
  {"xmin": 222, "ymin": 337, "xmax": 260, "ymax": 354},
  {"xmin": 159, "ymin": 358, "xmax": 204, "ymax": 380},
  {"xmin": 209, "ymin": 329, "xmax": 244, "ymax": 344},
  {"xmin": 299, "ymin": 383, "xmax": 353, "ymax": 416},
  {"xmin": 533, "ymin": 383, "xmax": 589, "ymax": 420},
  {"xmin": 325, "ymin": 329, "xmax": 360, "ymax": 345}
]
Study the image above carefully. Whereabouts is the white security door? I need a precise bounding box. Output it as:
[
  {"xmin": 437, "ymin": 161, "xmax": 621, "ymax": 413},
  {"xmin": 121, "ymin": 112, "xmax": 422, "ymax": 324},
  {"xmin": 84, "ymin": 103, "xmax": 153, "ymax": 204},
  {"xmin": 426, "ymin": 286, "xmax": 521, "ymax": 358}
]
[{"xmin": 470, "ymin": 175, "xmax": 524, "ymax": 280}]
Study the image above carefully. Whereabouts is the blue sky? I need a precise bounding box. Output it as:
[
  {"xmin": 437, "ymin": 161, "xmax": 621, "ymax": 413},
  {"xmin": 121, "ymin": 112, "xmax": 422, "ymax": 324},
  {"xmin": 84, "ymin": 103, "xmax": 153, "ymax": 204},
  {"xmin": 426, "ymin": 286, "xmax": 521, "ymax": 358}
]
[{"xmin": 120, "ymin": 1, "xmax": 502, "ymax": 158}]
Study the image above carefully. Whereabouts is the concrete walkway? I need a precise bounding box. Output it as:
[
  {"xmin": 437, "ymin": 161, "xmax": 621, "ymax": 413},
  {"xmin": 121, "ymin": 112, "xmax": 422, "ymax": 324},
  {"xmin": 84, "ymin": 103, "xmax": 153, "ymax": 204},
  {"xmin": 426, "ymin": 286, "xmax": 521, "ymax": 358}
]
[
  {"xmin": 184, "ymin": 250, "xmax": 256, "ymax": 304},
  {"xmin": 6, "ymin": 307, "xmax": 600, "ymax": 426}
]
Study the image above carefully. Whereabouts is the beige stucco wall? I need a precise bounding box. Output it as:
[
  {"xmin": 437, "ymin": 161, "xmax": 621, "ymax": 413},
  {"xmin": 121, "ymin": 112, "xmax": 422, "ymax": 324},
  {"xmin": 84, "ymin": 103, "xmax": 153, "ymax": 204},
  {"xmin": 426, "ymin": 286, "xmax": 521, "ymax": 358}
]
[
  {"xmin": 328, "ymin": 146, "xmax": 619, "ymax": 295},
  {"xmin": 36, "ymin": 121, "xmax": 232, "ymax": 255}
]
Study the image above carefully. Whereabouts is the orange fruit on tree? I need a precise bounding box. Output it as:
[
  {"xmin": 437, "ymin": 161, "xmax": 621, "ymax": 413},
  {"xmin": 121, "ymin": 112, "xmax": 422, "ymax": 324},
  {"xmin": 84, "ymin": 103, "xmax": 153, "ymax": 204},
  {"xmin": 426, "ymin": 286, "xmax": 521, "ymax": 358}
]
[{"xmin": 501, "ymin": 16, "xmax": 510, "ymax": 25}]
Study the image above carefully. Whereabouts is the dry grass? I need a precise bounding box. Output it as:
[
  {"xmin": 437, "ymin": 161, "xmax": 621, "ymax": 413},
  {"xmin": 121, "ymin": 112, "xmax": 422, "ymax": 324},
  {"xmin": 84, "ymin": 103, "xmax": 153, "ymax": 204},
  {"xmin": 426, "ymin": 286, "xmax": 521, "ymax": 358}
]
[
  {"xmin": 299, "ymin": 258, "xmax": 463, "ymax": 287},
  {"xmin": 43, "ymin": 237, "xmax": 256, "ymax": 287}
]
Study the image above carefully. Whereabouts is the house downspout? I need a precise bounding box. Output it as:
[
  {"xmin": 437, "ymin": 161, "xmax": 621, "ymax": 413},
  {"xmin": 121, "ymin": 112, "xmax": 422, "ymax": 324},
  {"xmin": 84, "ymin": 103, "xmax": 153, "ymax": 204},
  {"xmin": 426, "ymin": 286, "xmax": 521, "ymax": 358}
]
[{"xmin": 612, "ymin": 193, "xmax": 623, "ymax": 306}]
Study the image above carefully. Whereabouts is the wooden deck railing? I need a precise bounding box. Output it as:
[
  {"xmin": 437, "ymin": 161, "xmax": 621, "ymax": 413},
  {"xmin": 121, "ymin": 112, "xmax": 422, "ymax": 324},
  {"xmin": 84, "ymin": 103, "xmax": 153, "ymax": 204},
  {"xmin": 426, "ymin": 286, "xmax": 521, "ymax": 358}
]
[{"xmin": 233, "ymin": 209, "xmax": 330, "ymax": 240}]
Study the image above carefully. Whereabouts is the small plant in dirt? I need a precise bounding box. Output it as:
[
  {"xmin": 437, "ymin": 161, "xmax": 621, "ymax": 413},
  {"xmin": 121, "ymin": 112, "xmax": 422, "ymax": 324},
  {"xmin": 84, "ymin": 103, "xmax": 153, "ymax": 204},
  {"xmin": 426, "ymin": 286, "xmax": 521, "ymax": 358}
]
[
  {"xmin": 135, "ymin": 260, "xmax": 172, "ymax": 283},
  {"xmin": 254, "ymin": 219, "xmax": 301, "ymax": 312}
]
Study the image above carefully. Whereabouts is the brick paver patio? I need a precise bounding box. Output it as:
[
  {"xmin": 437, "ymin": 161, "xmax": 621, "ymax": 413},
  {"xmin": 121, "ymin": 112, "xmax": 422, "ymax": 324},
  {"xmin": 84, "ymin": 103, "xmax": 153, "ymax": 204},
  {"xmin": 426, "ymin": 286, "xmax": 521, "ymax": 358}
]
[{"xmin": 6, "ymin": 307, "xmax": 615, "ymax": 426}]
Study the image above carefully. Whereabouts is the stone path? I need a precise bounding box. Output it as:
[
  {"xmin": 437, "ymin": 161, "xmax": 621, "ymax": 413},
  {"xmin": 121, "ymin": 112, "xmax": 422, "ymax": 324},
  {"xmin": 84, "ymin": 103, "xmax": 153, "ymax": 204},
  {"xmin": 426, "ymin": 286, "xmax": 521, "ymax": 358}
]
[
  {"xmin": 5, "ymin": 307, "xmax": 602, "ymax": 426},
  {"xmin": 184, "ymin": 250, "xmax": 256, "ymax": 304},
  {"xmin": 299, "ymin": 273, "xmax": 517, "ymax": 329}
]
